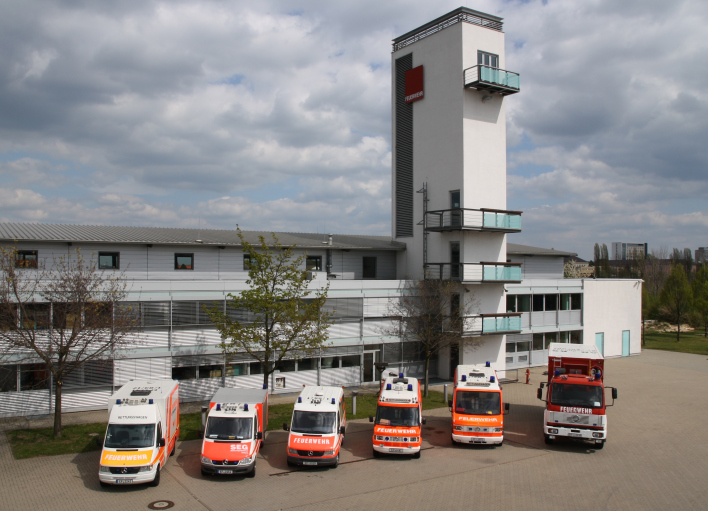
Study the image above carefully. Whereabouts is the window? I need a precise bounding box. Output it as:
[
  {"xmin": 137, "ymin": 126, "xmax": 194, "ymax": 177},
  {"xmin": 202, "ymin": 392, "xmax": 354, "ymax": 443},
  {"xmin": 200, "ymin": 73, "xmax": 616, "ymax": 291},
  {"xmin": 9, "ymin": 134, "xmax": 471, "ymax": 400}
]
[
  {"xmin": 298, "ymin": 358, "xmax": 318, "ymax": 371},
  {"xmin": 506, "ymin": 295, "xmax": 516, "ymax": 313},
  {"xmin": 20, "ymin": 364, "xmax": 49, "ymax": 390},
  {"xmin": 225, "ymin": 363, "xmax": 247, "ymax": 377},
  {"xmin": 517, "ymin": 295, "xmax": 531, "ymax": 312},
  {"xmin": 450, "ymin": 242, "xmax": 460, "ymax": 279},
  {"xmin": 341, "ymin": 355, "xmax": 360, "ymax": 368},
  {"xmin": 278, "ymin": 360, "xmax": 296, "ymax": 373},
  {"xmin": 199, "ymin": 365, "xmax": 223, "ymax": 379},
  {"xmin": 243, "ymin": 254, "xmax": 251, "ymax": 270},
  {"xmin": 532, "ymin": 295, "xmax": 544, "ymax": 312},
  {"xmin": 15, "ymin": 250, "xmax": 38, "ymax": 269},
  {"xmin": 505, "ymin": 343, "xmax": 515, "ymax": 353},
  {"xmin": 571, "ymin": 294, "xmax": 582, "ymax": 310},
  {"xmin": 363, "ymin": 257, "xmax": 377, "ymax": 279},
  {"xmin": 172, "ymin": 366, "xmax": 196, "ymax": 380},
  {"xmin": 478, "ymin": 51, "xmax": 499, "ymax": 68},
  {"xmin": 450, "ymin": 190, "xmax": 461, "ymax": 227},
  {"xmin": 175, "ymin": 253, "xmax": 194, "ymax": 270},
  {"xmin": 0, "ymin": 365, "xmax": 17, "ymax": 392},
  {"xmin": 321, "ymin": 356, "xmax": 340, "ymax": 369},
  {"xmin": 516, "ymin": 341, "xmax": 530, "ymax": 352},
  {"xmin": 545, "ymin": 294, "xmax": 558, "ymax": 311},
  {"xmin": 98, "ymin": 252, "xmax": 120, "ymax": 270},
  {"xmin": 532, "ymin": 334, "xmax": 544, "ymax": 351},
  {"xmin": 570, "ymin": 331, "xmax": 582, "ymax": 344},
  {"xmin": 561, "ymin": 294, "xmax": 571, "ymax": 311},
  {"xmin": 545, "ymin": 332, "xmax": 558, "ymax": 348},
  {"xmin": 306, "ymin": 256, "xmax": 322, "ymax": 271},
  {"xmin": 249, "ymin": 362, "xmax": 263, "ymax": 375}
]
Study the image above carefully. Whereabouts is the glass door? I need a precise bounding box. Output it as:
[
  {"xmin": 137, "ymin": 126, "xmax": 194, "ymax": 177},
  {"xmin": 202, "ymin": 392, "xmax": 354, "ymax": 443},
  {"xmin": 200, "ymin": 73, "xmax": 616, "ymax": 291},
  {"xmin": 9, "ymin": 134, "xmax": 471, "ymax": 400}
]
[{"xmin": 363, "ymin": 351, "xmax": 379, "ymax": 383}]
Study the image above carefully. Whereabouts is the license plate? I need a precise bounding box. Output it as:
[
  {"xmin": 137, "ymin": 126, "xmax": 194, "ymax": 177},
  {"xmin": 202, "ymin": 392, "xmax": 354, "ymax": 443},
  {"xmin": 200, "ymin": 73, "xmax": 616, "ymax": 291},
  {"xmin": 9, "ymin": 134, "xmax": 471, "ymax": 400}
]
[
  {"xmin": 568, "ymin": 433, "xmax": 583, "ymax": 437},
  {"xmin": 218, "ymin": 470, "xmax": 233, "ymax": 474},
  {"xmin": 389, "ymin": 448, "xmax": 403, "ymax": 453},
  {"xmin": 115, "ymin": 479, "xmax": 133, "ymax": 484},
  {"xmin": 303, "ymin": 461, "xmax": 318, "ymax": 466}
]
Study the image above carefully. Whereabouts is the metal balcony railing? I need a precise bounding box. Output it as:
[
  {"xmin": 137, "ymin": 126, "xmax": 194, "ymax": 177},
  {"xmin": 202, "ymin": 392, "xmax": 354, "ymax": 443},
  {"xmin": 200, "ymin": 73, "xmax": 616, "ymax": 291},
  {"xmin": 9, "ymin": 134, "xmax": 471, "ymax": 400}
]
[
  {"xmin": 425, "ymin": 262, "xmax": 522, "ymax": 283},
  {"xmin": 461, "ymin": 313, "xmax": 522, "ymax": 336},
  {"xmin": 464, "ymin": 65, "xmax": 520, "ymax": 95},
  {"xmin": 425, "ymin": 208, "xmax": 521, "ymax": 232}
]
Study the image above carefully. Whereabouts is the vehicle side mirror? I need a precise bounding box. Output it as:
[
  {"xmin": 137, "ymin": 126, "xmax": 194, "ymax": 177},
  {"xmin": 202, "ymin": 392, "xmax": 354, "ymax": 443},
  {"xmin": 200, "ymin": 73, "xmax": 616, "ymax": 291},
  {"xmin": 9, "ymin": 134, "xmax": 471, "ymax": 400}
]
[
  {"xmin": 537, "ymin": 388, "xmax": 543, "ymax": 400},
  {"xmin": 256, "ymin": 431, "xmax": 263, "ymax": 440},
  {"xmin": 282, "ymin": 423, "xmax": 290, "ymax": 432},
  {"xmin": 158, "ymin": 438, "xmax": 166, "ymax": 447},
  {"xmin": 539, "ymin": 382, "xmax": 545, "ymax": 389},
  {"xmin": 340, "ymin": 426, "xmax": 346, "ymax": 435},
  {"xmin": 447, "ymin": 399, "xmax": 453, "ymax": 408},
  {"xmin": 612, "ymin": 388, "xmax": 618, "ymax": 400},
  {"xmin": 198, "ymin": 428, "xmax": 204, "ymax": 439},
  {"xmin": 422, "ymin": 418, "xmax": 427, "ymax": 425},
  {"xmin": 95, "ymin": 437, "xmax": 104, "ymax": 448},
  {"xmin": 505, "ymin": 403, "xmax": 510, "ymax": 412},
  {"xmin": 369, "ymin": 416, "xmax": 374, "ymax": 423}
]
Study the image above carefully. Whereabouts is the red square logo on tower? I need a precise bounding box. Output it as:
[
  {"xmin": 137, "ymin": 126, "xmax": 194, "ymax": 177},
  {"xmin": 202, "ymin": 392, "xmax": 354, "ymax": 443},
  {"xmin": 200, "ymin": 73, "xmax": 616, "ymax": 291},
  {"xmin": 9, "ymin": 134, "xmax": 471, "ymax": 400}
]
[{"xmin": 405, "ymin": 66, "xmax": 424, "ymax": 103}]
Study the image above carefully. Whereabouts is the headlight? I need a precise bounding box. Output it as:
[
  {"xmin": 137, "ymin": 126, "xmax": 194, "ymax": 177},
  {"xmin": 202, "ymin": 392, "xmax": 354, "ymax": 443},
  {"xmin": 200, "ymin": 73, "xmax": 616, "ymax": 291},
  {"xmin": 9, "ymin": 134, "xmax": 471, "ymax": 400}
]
[
  {"xmin": 201, "ymin": 456, "xmax": 212, "ymax": 464},
  {"xmin": 138, "ymin": 465, "xmax": 154, "ymax": 472},
  {"xmin": 454, "ymin": 425, "xmax": 463, "ymax": 431},
  {"xmin": 375, "ymin": 435, "xmax": 384, "ymax": 441},
  {"xmin": 238, "ymin": 456, "xmax": 254, "ymax": 465},
  {"xmin": 99, "ymin": 465, "xmax": 111, "ymax": 473},
  {"xmin": 493, "ymin": 428, "xmax": 503, "ymax": 433},
  {"xmin": 549, "ymin": 428, "xmax": 558, "ymax": 434},
  {"xmin": 592, "ymin": 432, "xmax": 603, "ymax": 438},
  {"xmin": 323, "ymin": 450, "xmax": 335, "ymax": 456},
  {"xmin": 288, "ymin": 448, "xmax": 297, "ymax": 454}
]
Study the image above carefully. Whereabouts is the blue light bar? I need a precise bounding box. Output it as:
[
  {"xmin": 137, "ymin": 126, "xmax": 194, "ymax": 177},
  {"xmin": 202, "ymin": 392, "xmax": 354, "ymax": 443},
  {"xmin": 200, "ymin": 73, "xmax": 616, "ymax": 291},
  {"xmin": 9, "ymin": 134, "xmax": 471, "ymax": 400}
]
[
  {"xmin": 298, "ymin": 397, "xmax": 302, "ymax": 403},
  {"xmin": 263, "ymin": 384, "xmax": 268, "ymax": 389},
  {"xmin": 554, "ymin": 370, "xmax": 560, "ymax": 377},
  {"xmin": 216, "ymin": 403, "xmax": 221, "ymax": 411},
  {"xmin": 386, "ymin": 383, "xmax": 392, "ymax": 390},
  {"xmin": 331, "ymin": 398, "xmax": 335, "ymax": 404},
  {"xmin": 407, "ymin": 384, "xmax": 413, "ymax": 391},
  {"xmin": 490, "ymin": 376, "xmax": 495, "ymax": 383},
  {"xmin": 399, "ymin": 373, "xmax": 404, "ymax": 378},
  {"xmin": 244, "ymin": 404, "xmax": 249, "ymax": 411},
  {"xmin": 485, "ymin": 361, "xmax": 491, "ymax": 367},
  {"xmin": 461, "ymin": 375, "xmax": 467, "ymax": 382},
  {"xmin": 116, "ymin": 399, "xmax": 121, "ymax": 404},
  {"xmin": 149, "ymin": 399, "xmax": 154, "ymax": 404}
]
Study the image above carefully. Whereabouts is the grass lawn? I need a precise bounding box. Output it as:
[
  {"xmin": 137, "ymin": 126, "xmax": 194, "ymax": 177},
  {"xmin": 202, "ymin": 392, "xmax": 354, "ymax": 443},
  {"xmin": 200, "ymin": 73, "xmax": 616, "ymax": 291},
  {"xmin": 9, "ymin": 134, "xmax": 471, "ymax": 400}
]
[
  {"xmin": 7, "ymin": 390, "xmax": 448, "ymax": 460},
  {"xmin": 643, "ymin": 330, "xmax": 708, "ymax": 355}
]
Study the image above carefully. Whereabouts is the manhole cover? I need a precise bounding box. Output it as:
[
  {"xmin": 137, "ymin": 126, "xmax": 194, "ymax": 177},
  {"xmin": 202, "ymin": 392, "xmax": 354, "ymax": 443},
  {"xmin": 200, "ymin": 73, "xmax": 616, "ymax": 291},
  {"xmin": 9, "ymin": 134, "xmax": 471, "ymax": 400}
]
[{"xmin": 148, "ymin": 501, "xmax": 175, "ymax": 510}]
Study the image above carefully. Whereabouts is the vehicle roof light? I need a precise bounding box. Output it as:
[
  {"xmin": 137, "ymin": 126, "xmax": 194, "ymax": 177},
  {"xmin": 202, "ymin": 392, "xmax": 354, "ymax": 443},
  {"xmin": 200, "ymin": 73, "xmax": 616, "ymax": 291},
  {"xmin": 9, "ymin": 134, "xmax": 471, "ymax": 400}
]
[
  {"xmin": 331, "ymin": 398, "xmax": 336, "ymax": 404},
  {"xmin": 217, "ymin": 403, "xmax": 222, "ymax": 411},
  {"xmin": 262, "ymin": 383, "xmax": 268, "ymax": 389},
  {"xmin": 490, "ymin": 376, "xmax": 495, "ymax": 383},
  {"xmin": 461, "ymin": 375, "xmax": 467, "ymax": 381},
  {"xmin": 386, "ymin": 384, "xmax": 392, "ymax": 390},
  {"xmin": 298, "ymin": 397, "xmax": 302, "ymax": 403},
  {"xmin": 485, "ymin": 361, "xmax": 491, "ymax": 367},
  {"xmin": 149, "ymin": 399, "xmax": 153, "ymax": 404},
  {"xmin": 244, "ymin": 404, "xmax": 249, "ymax": 411},
  {"xmin": 554, "ymin": 370, "xmax": 560, "ymax": 377},
  {"xmin": 407, "ymin": 384, "xmax": 413, "ymax": 391},
  {"xmin": 116, "ymin": 399, "xmax": 121, "ymax": 404}
]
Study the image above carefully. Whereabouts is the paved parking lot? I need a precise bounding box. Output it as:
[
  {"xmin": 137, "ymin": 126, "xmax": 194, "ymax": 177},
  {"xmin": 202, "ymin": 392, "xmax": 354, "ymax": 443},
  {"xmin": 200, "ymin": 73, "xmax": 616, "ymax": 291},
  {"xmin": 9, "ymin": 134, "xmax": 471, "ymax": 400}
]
[{"xmin": 1, "ymin": 349, "xmax": 707, "ymax": 511}]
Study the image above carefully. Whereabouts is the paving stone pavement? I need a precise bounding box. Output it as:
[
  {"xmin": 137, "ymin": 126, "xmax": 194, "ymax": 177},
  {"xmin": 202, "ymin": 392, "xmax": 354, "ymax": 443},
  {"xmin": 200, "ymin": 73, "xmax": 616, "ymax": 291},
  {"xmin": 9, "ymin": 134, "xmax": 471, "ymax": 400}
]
[{"xmin": 1, "ymin": 349, "xmax": 707, "ymax": 511}]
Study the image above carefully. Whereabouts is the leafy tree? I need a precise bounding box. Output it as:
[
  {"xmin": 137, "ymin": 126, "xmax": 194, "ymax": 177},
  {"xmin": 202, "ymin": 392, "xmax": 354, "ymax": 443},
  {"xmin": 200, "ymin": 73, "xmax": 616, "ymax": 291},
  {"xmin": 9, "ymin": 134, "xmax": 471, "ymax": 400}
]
[
  {"xmin": 380, "ymin": 278, "xmax": 479, "ymax": 397},
  {"xmin": 659, "ymin": 264, "xmax": 693, "ymax": 342},
  {"xmin": 0, "ymin": 247, "xmax": 135, "ymax": 437},
  {"xmin": 206, "ymin": 230, "xmax": 331, "ymax": 389},
  {"xmin": 692, "ymin": 266, "xmax": 708, "ymax": 338}
]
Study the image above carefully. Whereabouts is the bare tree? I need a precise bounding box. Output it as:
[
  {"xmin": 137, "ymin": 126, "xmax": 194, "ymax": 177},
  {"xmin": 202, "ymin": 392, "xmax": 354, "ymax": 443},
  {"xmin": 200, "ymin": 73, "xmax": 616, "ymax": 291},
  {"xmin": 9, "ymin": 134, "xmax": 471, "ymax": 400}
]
[
  {"xmin": 380, "ymin": 279, "xmax": 480, "ymax": 397},
  {"xmin": 0, "ymin": 247, "xmax": 136, "ymax": 437}
]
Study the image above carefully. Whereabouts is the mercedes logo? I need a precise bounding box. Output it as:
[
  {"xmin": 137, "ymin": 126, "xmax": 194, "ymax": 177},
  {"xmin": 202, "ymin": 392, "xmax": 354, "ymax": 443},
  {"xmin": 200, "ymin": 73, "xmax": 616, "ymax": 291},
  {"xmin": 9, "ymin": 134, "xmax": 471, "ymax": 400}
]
[
  {"xmin": 121, "ymin": 468, "xmax": 128, "ymax": 474},
  {"xmin": 308, "ymin": 451, "xmax": 314, "ymax": 456}
]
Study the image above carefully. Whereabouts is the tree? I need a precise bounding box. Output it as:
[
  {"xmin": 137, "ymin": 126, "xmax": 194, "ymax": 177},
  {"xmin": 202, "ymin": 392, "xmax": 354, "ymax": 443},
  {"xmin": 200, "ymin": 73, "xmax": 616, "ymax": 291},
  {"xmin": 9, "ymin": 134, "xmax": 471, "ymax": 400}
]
[
  {"xmin": 659, "ymin": 264, "xmax": 693, "ymax": 342},
  {"xmin": 563, "ymin": 261, "xmax": 583, "ymax": 278},
  {"xmin": 206, "ymin": 230, "xmax": 331, "ymax": 389},
  {"xmin": 692, "ymin": 266, "xmax": 708, "ymax": 338},
  {"xmin": 0, "ymin": 247, "xmax": 135, "ymax": 437},
  {"xmin": 380, "ymin": 278, "xmax": 479, "ymax": 397}
]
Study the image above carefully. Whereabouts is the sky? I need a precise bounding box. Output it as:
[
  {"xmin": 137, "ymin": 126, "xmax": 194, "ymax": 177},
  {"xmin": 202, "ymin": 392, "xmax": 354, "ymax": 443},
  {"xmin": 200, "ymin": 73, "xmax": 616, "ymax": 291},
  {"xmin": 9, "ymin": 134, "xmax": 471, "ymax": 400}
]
[{"xmin": 1, "ymin": 0, "xmax": 706, "ymax": 260}]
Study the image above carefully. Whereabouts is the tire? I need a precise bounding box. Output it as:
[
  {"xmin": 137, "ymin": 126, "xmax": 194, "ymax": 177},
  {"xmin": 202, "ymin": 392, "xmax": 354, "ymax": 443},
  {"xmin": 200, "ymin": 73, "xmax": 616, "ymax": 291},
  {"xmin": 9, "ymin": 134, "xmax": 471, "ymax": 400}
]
[
  {"xmin": 373, "ymin": 449, "xmax": 381, "ymax": 458},
  {"xmin": 99, "ymin": 481, "xmax": 110, "ymax": 488},
  {"xmin": 544, "ymin": 434, "xmax": 553, "ymax": 445},
  {"xmin": 201, "ymin": 468, "xmax": 209, "ymax": 477},
  {"xmin": 150, "ymin": 467, "xmax": 161, "ymax": 487},
  {"xmin": 170, "ymin": 444, "xmax": 176, "ymax": 457},
  {"xmin": 412, "ymin": 450, "xmax": 421, "ymax": 459},
  {"xmin": 286, "ymin": 459, "xmax": 295, "ymax": 467},
  {"xmin": 247, "ymin": 461, "xmax": 256, "ymax": 478},
  {"xmin": 451, "ymin": 438, "xmax": 458, "ymax": 447},
  {"xmin": 595, "ymin": 441, "xmax": 605, "ymax": 450},
  {"xmin": 332, "ymin": 452, "xmax": 339, "ymax": 468}
]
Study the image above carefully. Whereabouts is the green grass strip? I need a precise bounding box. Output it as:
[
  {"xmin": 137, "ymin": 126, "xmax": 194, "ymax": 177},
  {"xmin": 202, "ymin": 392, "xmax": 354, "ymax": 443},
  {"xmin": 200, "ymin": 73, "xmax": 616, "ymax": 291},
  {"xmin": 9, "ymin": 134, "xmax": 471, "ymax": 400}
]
[{"xmin": 643, "ymin": 331, "xmax": 708, "ymax": 355}]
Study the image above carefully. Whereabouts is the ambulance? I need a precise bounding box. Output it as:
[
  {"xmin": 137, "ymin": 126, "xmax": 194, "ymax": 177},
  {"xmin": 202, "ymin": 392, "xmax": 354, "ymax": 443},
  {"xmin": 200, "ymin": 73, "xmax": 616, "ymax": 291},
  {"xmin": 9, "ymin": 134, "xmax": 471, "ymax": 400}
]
[
  {"xmin": 98, "ymin": 379, "xmax": 179, "ymax": 487},
  {"xmin": 284, "ymin": 386, "xmax": 346, "ymax": 468},
  {"xmin": 449, "ymin": 363, "xmax": 509, "ymax": 446},
  {"xmin": 370, "ymin": 372, "xmax": 425, "ymax": 458},
  {"xmin": 200, "ymin": 387, "xmax": 268, "ymax": 477}
]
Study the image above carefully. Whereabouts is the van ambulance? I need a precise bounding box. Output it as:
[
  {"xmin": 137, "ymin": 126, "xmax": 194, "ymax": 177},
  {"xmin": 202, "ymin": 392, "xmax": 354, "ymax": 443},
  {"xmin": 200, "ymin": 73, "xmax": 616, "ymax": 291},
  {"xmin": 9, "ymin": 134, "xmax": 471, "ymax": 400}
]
[
  {"xmin": 200, "ymin": 387, "xmax": 268, "ymax": 477},
  {"xmin": 449, "ymin": 363, "xmax": 509, "ymax": 445},
  {"xmin": 284, "ymin": 386, "xmax": 346, "ymax": 468},
  {"xmin": 370, "ymin": 372, "xmax": 425, "ymax": 458},
  {"xmin": 98, "ymin": 379, "xmax": 179, "ymax": 487}
]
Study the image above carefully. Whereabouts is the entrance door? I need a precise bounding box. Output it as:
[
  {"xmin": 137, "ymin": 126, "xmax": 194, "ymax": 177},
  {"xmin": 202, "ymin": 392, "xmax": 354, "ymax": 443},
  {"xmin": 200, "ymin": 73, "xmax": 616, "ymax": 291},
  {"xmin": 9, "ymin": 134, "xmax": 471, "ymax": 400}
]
[
  {"xmin": 595, "ymin": 333, "xmax": 604, "ymax": 356},
  {"xmin": 363, "ymin": 351, "xmax": 378, "ymax": 383},
  {"xmin": 622, "ymin": 331, "xmax": 630, "ymax": 356}
]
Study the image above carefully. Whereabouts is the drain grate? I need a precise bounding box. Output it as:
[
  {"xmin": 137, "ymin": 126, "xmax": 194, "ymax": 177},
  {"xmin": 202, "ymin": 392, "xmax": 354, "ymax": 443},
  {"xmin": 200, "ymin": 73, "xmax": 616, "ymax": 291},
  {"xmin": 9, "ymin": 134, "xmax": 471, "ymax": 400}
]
[{"xmin": 148, "ymin": 501, "xmax": 175, "ymax": 510}]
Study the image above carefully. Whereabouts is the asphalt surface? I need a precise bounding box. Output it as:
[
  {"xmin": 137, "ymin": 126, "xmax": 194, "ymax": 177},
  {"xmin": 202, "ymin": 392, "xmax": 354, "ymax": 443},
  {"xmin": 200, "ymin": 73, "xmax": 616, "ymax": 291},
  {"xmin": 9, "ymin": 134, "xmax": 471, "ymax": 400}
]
[{"xmin": 1, "ymin": 349, "xmax": 706, "ymax": 511}]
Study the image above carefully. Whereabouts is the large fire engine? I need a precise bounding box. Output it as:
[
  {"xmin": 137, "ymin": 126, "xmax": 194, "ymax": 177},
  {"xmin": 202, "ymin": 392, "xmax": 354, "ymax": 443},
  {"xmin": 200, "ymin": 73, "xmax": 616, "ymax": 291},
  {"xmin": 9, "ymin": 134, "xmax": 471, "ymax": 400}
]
[
  {"xmin": 538, "ymin": 343, "xmax": 618, "ymax": 448},
  {"xmin": 370, "ymin": 372, "xmax": 425, "ymax": 458},
  {"xmin": 449, "ymin": 363, "xmax": 508, "ymax": 445}
]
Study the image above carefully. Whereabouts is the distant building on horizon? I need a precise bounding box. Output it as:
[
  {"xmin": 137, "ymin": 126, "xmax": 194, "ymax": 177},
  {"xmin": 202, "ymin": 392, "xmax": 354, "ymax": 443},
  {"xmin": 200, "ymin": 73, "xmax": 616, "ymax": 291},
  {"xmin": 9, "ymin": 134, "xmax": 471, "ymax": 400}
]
[
  {"xmin": 696, "ymin": 247, "xmax": 708, "ymax": 264},
  {"xmin": 612, "ymin": 242, "xmax": 647, "ymax": 261}
]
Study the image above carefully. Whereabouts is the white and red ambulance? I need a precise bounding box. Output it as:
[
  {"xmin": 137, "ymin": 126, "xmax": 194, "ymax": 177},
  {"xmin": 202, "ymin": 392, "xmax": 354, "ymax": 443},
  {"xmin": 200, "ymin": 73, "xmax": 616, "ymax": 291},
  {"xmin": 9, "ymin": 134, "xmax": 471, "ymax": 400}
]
[
  {"xmin": 450, "ymin": 363, "xmax": 509, "ymax": 446},
  {"xmin": 370, "ymin": 372, "xmax": 425, "ymax": 458},
  {"xmin": 200, "ymin": 387, "xmax": 268, "ymax": 477},
  {"xmin": 98, "ymin": 379, "xmax": 179, "ymax": 487},
  {"xmin": 284, "ymin": 386, "xmax": 346, "ymax": 468}
]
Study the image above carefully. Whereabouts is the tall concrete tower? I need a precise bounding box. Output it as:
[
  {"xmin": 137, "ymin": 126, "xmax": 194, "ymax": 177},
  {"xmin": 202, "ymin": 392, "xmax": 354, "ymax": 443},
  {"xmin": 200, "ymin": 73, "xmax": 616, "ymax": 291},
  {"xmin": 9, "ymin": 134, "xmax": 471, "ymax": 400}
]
[{"xmin": 391, "ymin": 7, "xmax": 522, "ymax": 376}]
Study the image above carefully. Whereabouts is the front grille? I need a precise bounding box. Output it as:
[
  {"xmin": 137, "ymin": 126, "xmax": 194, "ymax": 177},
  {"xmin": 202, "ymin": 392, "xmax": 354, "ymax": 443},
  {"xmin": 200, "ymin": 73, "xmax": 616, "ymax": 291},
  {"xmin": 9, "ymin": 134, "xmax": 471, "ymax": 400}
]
[
  {"xmin": 212, "ymin": 460, "xmax": 240, "ymax": 466},
  {"xmin": 109, "ymin": 467, "xmax": 140, "ymax": 474},
  {"xmin": 296, "ymin": 450, "xmax": 325, "ymax": 457}
]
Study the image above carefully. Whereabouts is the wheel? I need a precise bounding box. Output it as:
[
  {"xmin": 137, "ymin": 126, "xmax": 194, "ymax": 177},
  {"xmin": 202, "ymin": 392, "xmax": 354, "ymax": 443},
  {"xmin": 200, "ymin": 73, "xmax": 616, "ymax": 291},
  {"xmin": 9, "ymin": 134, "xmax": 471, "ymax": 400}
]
[
  {"xmin": 544, "ymin": 435, "xmax": 553, "ymax": 445},
  {"xmin": 373, "ymin": 449, "xmax": 381, "ymax": 458},
  {"xmin": 149, "ymin": 466, "xmax": 161, "ymax": 487},
  {"xmin": 99, "ymin": 481, "xmax": 110, "ymax": 488},
  {"xmin": 332, "ymin": 452, "xmax": 339, "ymax": 468},
  {"xmin": 594, "ymin": 441, "xmax": 605, "ymax": 450},
  {"xmin": 201, "ymin": 468, "xmax": 209, "ymax": 477},
  {"xmin": 451, "ymin": 438, "xmax": 458, "ymax": 447},
  {"xmin": 412, "ymin": 450, "xmax": 421, "ymax": 459},
  {"xmin": 286, "ymin": 459, "xmax": 295, "ymax": 467},
  {"xmin": 247, "ymin": 461, "xmax": 256, "ymax": 478},
  {"xmin": 170, "ymin": 444, "xmax": 176, "ymax": 457}
]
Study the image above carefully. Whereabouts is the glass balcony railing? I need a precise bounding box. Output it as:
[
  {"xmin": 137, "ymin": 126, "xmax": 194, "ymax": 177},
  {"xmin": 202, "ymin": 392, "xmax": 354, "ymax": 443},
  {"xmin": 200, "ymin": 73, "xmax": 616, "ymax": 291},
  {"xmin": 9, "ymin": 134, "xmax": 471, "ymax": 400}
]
[
  {"xmin": 483, "ymin": 211, "xmax": 522, "ymax": 230},
  {"xmin": 425, "ymin": 208, "xmax": 521, "ymax": 232},
  {"xmin": 483, "ymin": 265, "xmax": 522, "ymax": 282},
  {"xmin": 482, "ymin": 314, "xmax": 522, "ymax": 334},
  {"xmin": 463, "ymin": 65, "xmax": 520, "ymax": 95},
  {"xmin": 425, "ymin": 263, "xmax": 522, "ymax": 283}
]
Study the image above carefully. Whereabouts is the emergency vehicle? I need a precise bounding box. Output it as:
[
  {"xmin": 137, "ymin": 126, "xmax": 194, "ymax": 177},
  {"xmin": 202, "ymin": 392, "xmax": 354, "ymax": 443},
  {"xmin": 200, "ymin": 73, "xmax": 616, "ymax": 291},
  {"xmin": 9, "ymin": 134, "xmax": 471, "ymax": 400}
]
[
  {"xmin": 370, "ymin": 372, "xmax": 425, "ymax": 458},
  {"xmin": 538, "ymin": 343, "xmax": 618, "ymax": 448},
  {"xmin": 98, "ymin": 379, "xmax": 179, "ymax": 487},
  {"xmin": 200, "ymin": 387, "xmax": 268, "ymax": 477},
  {"xmin": 449, "ymin": 363, "xmax": 509, "ymax": 446},
  {"xmin": 284, "ymin": 386, "xmax": 346, "ymax": 468}
]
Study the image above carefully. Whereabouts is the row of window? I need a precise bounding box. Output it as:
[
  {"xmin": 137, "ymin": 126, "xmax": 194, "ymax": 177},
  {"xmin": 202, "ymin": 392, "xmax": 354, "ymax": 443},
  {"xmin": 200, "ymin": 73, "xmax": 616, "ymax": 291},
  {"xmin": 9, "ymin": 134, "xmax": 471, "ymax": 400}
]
[
  {"xmin": 506, "ymin": 293, "xmax": 582, "ymax": 313},
  {"xmin": 0, "ymin": 360, "xmax": 113, "ymax": 393},
  {"xmin": 506, "ymin": 331, "xmax": 583, "ymax": 354},
  {"xmin": 16, "ymin": 250, "xmax": 379, "ymax": 277}
]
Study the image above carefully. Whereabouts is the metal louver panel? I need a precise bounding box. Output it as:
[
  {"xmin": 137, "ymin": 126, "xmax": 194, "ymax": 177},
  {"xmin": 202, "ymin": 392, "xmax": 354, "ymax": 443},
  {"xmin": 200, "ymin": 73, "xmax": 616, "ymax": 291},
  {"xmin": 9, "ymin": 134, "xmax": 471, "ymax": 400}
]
[
  {"xmin": 323, "ymin": 298, "xmax": 363, "ymax": 319},
  {"xmin": 52, "ymin": 388, "xmax": 112, "ymax": 412},
  {"xmin": 62, "ymin": 360, "xmax": 113, "ymax": 389},
  {"xmin": 395, "ymin": 53, "xmax": 414, "ymax": 238},
  {"xmin": 0, "ymin": 389, "xmax": 50, "ymax": 418}
]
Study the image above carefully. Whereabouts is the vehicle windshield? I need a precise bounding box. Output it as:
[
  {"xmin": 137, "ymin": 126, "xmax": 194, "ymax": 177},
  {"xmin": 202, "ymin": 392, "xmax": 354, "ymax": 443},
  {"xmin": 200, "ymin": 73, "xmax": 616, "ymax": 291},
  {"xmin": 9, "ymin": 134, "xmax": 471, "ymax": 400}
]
[
  {"xmin": 291, "ymin": 411, "xmax": 336, "ymax": 434},
  {"xmin": 206, "ymin": 417, "xmax": 253, "ymax": 440},
  {"xmin": 375, "ymin": 405, "xmax": 420, "ymax": 427},
  {"xmin": 454, "ymin": 390, "xmax": 501, "ymax": 415},
  {"xmin": 550, "ymin": 383, "xmax": 604, "ymax": 409},
  {"xmin": 105, "ymin": 424, "xmax": 155, "ymax": 448}
]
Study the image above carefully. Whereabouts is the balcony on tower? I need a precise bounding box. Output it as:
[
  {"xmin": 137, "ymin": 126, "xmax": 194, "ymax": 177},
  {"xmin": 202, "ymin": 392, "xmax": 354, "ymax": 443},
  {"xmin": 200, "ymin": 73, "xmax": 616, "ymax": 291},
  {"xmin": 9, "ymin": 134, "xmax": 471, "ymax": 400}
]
[
  {"xmin": 425, "ymin": 262, "xmax": 522, "ymax": 283},
  {"xmin": 425, "ymin": 208, "xmax": 521, "ymax": 233},
  {"xmin": 464, "ymin": 65, "xmax": 520, "ymax": 95}
]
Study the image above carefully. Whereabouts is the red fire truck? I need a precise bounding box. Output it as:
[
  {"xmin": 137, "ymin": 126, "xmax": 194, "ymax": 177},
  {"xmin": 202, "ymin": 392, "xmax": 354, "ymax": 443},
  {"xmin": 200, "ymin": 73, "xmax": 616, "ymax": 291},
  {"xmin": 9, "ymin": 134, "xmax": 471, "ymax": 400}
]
[{"xmin": 537, "ymin": 343, "xmax": 618, "ymax": 449}]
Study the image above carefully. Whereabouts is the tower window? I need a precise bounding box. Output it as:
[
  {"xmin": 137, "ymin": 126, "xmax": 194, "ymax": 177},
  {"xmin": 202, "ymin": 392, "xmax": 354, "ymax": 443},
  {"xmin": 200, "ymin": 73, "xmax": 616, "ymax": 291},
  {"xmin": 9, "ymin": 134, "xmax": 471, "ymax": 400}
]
[{"xmin": 478, "ymin": 51, "xmax": 499, "ymax": 68}]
